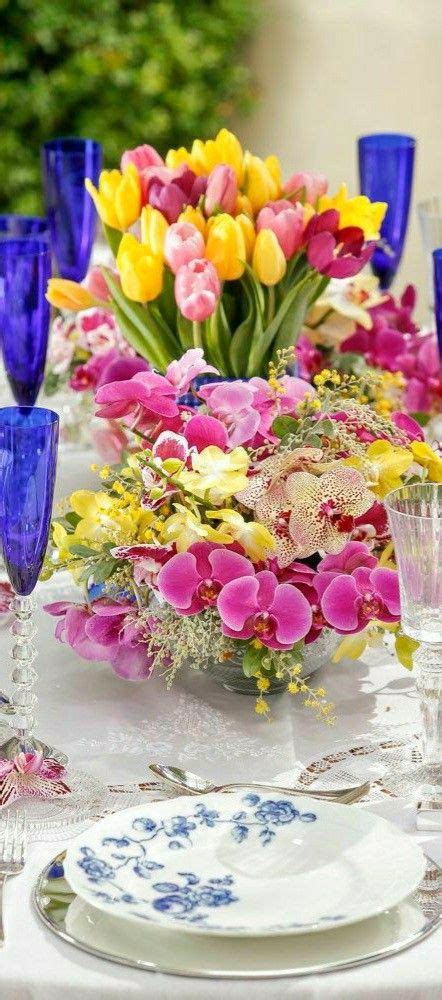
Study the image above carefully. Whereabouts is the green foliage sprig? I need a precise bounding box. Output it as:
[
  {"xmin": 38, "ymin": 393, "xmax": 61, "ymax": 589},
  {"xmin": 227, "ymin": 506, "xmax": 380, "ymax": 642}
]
[{"xmin": 0, "ymin": 0, "xmax": 258, "ymax": 212}]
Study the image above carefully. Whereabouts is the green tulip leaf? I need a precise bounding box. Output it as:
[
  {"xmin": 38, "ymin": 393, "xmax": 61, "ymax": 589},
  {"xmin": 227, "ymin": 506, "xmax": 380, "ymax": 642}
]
[{"xmin": 103, "ymin": 224, "xmax": 123, "ymax": 258}]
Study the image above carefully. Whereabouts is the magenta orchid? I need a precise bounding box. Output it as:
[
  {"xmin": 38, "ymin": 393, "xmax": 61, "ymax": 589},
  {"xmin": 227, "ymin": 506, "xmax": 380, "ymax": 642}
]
[
  {"xmin": 45, "ymin": 600, "xmax": 154, "ymax": 679},
  {"xmin": 217, "ymin": 569, "xmax": 312, "ymax": 649},
  {"xmin": 166, "ymin": 348, "xmax": 219, "ymax": 394},
  {"xmin": 157, "ymin": 541, "xmax": 254, "ymax": 615},
  {"xmin": 320, "ymin": 566, "xmax": 400, "ymax": 633},
  {"xmin": 94, "ymin": 369, "xmax": 179, "ymax": 424},
  {"xmin": 305, "ymin": 210, "xmax": 374, "ymax": 278}
]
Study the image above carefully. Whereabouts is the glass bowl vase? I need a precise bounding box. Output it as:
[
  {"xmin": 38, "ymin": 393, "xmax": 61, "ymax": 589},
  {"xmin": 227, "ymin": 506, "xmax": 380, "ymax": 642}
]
[{"xmin": 202, "ymin": 630, "xmax": 338, "ymax": 695}]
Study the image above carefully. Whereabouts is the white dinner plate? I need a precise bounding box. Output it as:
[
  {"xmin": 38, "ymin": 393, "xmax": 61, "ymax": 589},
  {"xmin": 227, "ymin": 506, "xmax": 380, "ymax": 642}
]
[{"xmin": 64, "ymin": 791, "xmax": 426, "ymax": 937}]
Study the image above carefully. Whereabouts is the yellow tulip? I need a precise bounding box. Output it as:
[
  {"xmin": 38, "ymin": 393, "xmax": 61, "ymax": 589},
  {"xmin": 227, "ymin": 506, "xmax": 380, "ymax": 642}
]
[
  {"xmin": 165, "ymin": 146, "xmax": 193, "ymax": 171},
  {"xmin": 205, "ymin": 213, "xmax": 246, "ymax": 280},
  {"xmin": 166, "ymin": 129, "xmax": 244, "ymax": 184},
  {"xmin": 178, "ymin": 205, "xmax": 207, "ymax": 237},
  {"xmin": 116, "ymin": 233, "xmax": 163, "ymax": 303},
  {"xmin": 236, "ymin": 213, "xmax": 256, "ymax": 260},
  {"xmin": 243, "ymin": 152, "xmax": 280, "ymax": 213},
  {"xmin": 252, "ymin": 229, "xmax": 287, "ymax": 285},
  {"xmin": 46, "ymin": 278, "xmax": 95, "ymax": 312},
  {"xmin": 411, "ymin": 441, "xmax": 442, "ymax": 482},
  {"xmin": 85, "ymin": 163, "xmax": 141, "ymax": 230},
  {"xmin": 214, "ymin": 129, "xmax": 244, "ymax": 184},
  {"xmin": 318, "ymin": 184, "xmax": 387, "ymax": 241},
  {"xmin": 140, "ymin": 206, "xmax": 169, "ymax": 258},
  {"xmin": 234, "ymin": 193, "xmax": 254, "ymax": 218},
  {"xmin": 264, "ymin": 155, "xmax": 283, "ymax": 197}
]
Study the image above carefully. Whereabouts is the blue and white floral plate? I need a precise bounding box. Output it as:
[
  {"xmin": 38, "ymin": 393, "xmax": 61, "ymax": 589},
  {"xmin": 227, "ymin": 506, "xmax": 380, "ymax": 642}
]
[{"xmin": 64, "ymin": 791, "xmax": 425, "ymax": 937}]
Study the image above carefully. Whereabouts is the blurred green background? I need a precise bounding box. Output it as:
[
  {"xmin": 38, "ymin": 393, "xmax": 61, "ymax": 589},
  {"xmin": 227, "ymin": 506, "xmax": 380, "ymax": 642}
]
[{"xmin": 0, "ymin": 0, "xmax": 258, "ymax": 213}]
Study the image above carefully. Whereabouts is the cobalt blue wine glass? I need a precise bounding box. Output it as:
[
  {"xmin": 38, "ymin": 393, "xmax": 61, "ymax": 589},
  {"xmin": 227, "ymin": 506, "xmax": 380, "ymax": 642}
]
[
  {"xmin": 42, "ymin": 137, "xmax": 102, "ymax": 282},
  {"xmin": 432, "ymin": 249, "xmax": 442, "ymax": 358},
  {"xmin": 0, "ymin": 215, "xmax": 49, "ymax": 240},
  {"xmin": 358, "ymin": 133, "xmax": 416, "ymax": 290},
  {"xmin": 0, "ymin": 406, "xmax": 61, "ymax": 760},
  {"xmin": 0, "ymin": 238, "xmax": 52, "ymax": 405}
]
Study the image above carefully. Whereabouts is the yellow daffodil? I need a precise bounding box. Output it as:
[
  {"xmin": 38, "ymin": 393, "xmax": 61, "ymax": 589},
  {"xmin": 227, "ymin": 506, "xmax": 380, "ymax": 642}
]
[
  {"xmin": 46, "ymin": 279, "xmax": 96, "ymax": 312},
  {"xmin": 345, "ymin": 440, "xmax": 413, "ymax": 498},
  {"xmin": 205, "ymin": 214, "xmax": 246, "ymax": 281},
  {"xmin": 206, "ymin": 509, "xmax": 276, "ymax": 560},
  {"xmin": 318, "ymin": 183, "xmax": 387, "ymax": 240},
  {"xmin": 252, "ymin": 229, "xmax": 286, "ymax": 285},
  {"xmin": 411, "ymin": 441, "xmax": 442, "ymax": 483},
  {"xmin": 178, "ymin": 205, "xmax": 207, "ymax": 237},
  {"xmin": 140, "ymin": 206, "xmax": 169, "ymax": 258},
  {"xmin": 178, "ymin": 446, "xmax": 250, "ymax": 503},
  {"xmin": 116, "ymin": 233, "xmax": 163, "ymax": 303},
  {"xmin": 236, "ymin": 213, "xmax": 256, "ymax": 260},
  {"xmin": 161, "ymin": 505, "xmax": 233, "ymax": 552},
  {"xmin": 85, "ymin": 163, "xmax": 141, "ymax": 231},
  {"xmin": 243, "ymin": 152, "xmax": 281, "ymax": 213}
]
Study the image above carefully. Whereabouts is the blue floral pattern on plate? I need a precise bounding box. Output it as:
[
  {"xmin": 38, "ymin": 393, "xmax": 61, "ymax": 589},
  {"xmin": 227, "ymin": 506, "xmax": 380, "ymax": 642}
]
[{"xmin": 72, "ymin": 793, "xmax": 316, "ymax": 927}]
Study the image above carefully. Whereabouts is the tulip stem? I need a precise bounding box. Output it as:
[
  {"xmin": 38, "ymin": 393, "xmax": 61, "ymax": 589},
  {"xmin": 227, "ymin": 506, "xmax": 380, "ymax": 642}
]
[
  {"xmin": 267, "ymin": 286, "xmax": 276, "ymax": 324},
  {"xmin": 192, "ymin": 320, "xmax": 203, "ymax": 349}
]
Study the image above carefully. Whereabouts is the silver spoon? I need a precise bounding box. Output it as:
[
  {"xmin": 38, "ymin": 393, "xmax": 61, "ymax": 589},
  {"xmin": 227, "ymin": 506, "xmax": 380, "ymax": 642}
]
[{"xmin": 149, "ymin": 764, "xmax": 370, "ymax": 804}]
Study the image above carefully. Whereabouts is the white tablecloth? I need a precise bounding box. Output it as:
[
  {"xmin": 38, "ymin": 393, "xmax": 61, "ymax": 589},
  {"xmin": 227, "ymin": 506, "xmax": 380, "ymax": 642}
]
[{"xmin": 0, "ymin": 449, "xmax": 441, "ymax": 999}]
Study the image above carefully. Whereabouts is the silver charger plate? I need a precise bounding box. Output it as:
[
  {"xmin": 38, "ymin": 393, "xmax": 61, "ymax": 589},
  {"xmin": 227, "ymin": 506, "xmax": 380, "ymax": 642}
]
[{"xmin": 34, "ymin": 852, "xmax": 441, "ymax": 980}]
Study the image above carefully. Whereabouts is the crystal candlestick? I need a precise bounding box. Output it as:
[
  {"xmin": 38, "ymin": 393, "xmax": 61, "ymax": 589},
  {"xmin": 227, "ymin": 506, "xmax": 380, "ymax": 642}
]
[{"xmin": 386, "ymin": 484, "xmax": 441, "ymax": 803}]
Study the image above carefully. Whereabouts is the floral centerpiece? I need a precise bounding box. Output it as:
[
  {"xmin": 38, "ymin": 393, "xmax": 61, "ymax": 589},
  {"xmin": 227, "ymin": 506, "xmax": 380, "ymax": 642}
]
[
  {"xmin": 297, "ymin": 277, "xmax": 441, "ymax": 421},
  {"xmin": 44, "ymin": 347, "xmax": 442, "ymax": 717},
  {"xmin": 46, "ymin": 130, "xmax": 386, "ymax": 378}
]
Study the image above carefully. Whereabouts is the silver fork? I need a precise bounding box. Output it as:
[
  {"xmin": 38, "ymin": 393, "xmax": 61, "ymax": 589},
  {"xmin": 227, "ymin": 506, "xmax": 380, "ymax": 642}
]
[{"xmin": 0, "ymin": 811, "xmax": 26, "ymax": 944}]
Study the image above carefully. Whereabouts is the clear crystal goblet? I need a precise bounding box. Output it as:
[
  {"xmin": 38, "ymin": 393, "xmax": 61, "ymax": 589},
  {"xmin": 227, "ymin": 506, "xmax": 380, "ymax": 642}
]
[{"xmin": 385, "ymin": 484, "xmax": 441, "ymax": 807}]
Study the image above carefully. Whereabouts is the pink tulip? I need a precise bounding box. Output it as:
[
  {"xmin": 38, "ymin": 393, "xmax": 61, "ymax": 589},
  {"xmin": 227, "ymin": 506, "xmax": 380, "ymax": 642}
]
[
  {"xmin": 204, "ymin": 165, "xmax": 238, "ymax": 216},
  {"xmin": 174, "ymin": 258, "xmax": 220, "ymax": 322},
  {"xmin": 164, "ymin": 222, "xmax": 205, "ymax": 275},
  {"xmin": 256, "ymin": 200, "xmax": 304, "ymax": 259},
  {"xmin": 121, "ymin": 144, "xmax": 164, "ymax": 173},
  {"xmin": 83, "ymin": 266, "xmax": 116, "ymax": 303},
  {"xmin": 284, "ymin": 171, "xmax": 328, "ymax": 205}
]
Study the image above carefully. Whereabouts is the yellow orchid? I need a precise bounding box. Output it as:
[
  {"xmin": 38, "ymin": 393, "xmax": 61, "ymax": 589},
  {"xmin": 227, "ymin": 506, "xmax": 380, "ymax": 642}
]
[
  {"xmin": 161, "ymin": 505, "xmax": 233, "ymax": 552},
  {"xmin": 46, "ymin": 279, "xmax": 96, "ymax": 312},
  {"xmin": 205, "ymin": 214, "xmax": 246, "ymax": 281},
  {"xmin": 70, "ymin": 490, "xmax": 137, "ymax": 544},
  {"xmin": 206, "ymin": 509, "xmax": 276, "ymax": 561},
  {"xmin": 333, "ymin": 621, "xmax": 397, "ymax": 663},
  {"xmin": 345, "ymin": 440, "xmax": 413, "ymax": 498},
  {"xmin": 243, "ymin": 152, "xmax": 281, "ymax": 213},
  {"xmin": 180, "ymin": 446, "xmax": 250, "ymax": 503},
  {"xmin": 411, "ymin": 441, "xmax": 442, "ymax": 483},
  {"xmin": 252, "ymin": 229, "xmax": 286, "ymax": 285},
  {"xmin": 116, "ymin": 233, "xmax": 163, "ymax": 303},
  {"xmin": 140, "ymin": 206, "xmax": 169, "ymax": 258},
  {"xmin": 52, "ymin": 522, "xmax": 74, "ymax": 561},
  {"xmin": 85, "ymin": 163, "xmax": 141, "ymax": 231},
  {"xmin": 318, "ymin": 183, "xmax": 387, "ymax": 240}
]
